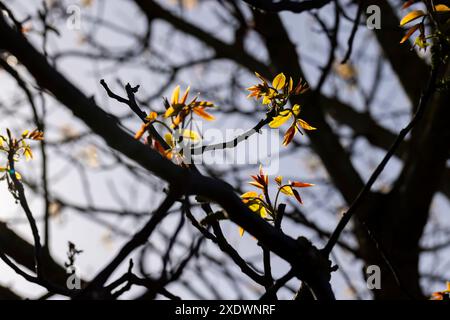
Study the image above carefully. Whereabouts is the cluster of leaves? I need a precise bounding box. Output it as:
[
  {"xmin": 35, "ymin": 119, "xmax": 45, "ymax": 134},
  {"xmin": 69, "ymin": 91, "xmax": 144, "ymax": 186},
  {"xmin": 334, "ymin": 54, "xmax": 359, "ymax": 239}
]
[
  {"xmin": 134, "ymin": 72, "xmax": 316, "ymax": 165},
  {"xmin": 431, "ymin": 282, "xmax": 450, "ymax": 300},
  {"xmin": 239, "ymin": 166, "xmax": 314, "ymax": 236},
  {"xmin": 131, "ymin": 72, "xmax": 317, "ymax": 237},
  {"xmin": 0, "ymin": 129, "xmax": 44, "ymax": 181},
  {"xmin": 134, "ymin": 85, "xmax": 216, "ymax": 163},
  {"xmin": 400, "ymin": 1, "xmax": 450, "ymax": 50},
  {"xmin": 247, "ymin": 72, "xmax": 316, "ymax": 145}
]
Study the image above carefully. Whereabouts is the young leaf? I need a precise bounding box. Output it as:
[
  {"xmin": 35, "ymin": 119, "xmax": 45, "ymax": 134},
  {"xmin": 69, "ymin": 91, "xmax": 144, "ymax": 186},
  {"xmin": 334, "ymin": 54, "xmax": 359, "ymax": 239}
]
[
  {"xmin": 297, "ymin": 119, "xmax": 317, "ymax": 131},
  {"xmin": 402, "ymin": 0, "xmax": 414, "ymax": 10},
  {"xmin": 146, "ymin": 111, "xmax": 158, "ymax": 121},
  {"xmin": 400, "ymin": 10, "xmax": 426, "ymax": 26},
  {"xmin": 269, "ymin": 110, "xmax": 292, "ymax": 128},
  {"xmin": 291, "ymin": 181, "xmax": 315, "ymax": 188},
  {"xmin": 275, "ymin": 176, "xmax": 283, "ymax": 186},
  {"xmin": 171, "ymin": 85, "xmax": 180, "ymax": 104},
  {"xmin": 272, "ymin": 73, "xmax": 286, "ymax": 90},
  {"xmin": 193, "ymin": 107, "xmax": 215, "ymax": 121},
  {"xmin": 292, "ymin": 189, "xmax": 303, "ymax": 204},
  {"xmin": 434, "ymin": 4, "xmax": 450, "ymax": 12},
  {"xmin": 400, "ymin": 23, "xmax": 421, "ymax": 43},
  {"xmin": 282, "ymin": 124, "xmax": 297, "ymax": 146}
]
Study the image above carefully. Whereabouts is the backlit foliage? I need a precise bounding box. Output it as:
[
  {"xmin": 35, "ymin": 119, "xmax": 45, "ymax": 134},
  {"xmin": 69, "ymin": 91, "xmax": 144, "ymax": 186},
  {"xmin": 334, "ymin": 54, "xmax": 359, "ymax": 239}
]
[
  {"xmin": 239, "ymin": 166, "xmax": 314, "ymax": 236},
  {"xmin": 134, "ymin": 73, "xmax": 317, "ymax": 165},
  {"xmin": 134, "ymin": 85, "xmax": 215, "ymax": 164},
  {"xmin": 0, "ymin": 128, "xmax": 44, "ymax": 189},
  {"xmin": 247, "ymin": 72, "xmax": 316, "ymax": 145},
  {"xmin": 400, "ymin": 2, "xmax": 450, "ymax": 50}
]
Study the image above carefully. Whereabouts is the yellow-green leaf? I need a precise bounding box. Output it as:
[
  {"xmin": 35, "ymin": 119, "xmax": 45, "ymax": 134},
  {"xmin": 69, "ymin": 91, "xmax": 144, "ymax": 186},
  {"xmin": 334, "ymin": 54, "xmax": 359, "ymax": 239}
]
[
  {"xmin": 24, "ymin": 148, "xmax": 33, "ymax": 161},
  {"xmin": 292, "ymin": 104, "xmax": 301, "ymax": 116},
  {"xmin": 414, "ymin": 36, "xmax": 429, "ymax": 50},
  {"xmin": 262, "ymin": 95, "xmax": 272, "ymax": 105}
]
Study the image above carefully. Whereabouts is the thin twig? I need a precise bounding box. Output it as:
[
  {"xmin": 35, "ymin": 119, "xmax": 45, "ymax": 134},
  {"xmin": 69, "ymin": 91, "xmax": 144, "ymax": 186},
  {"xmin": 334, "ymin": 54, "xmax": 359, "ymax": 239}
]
[{"xmin": 324, "ymin": 61, "xmax": 442, "ymax": 256}]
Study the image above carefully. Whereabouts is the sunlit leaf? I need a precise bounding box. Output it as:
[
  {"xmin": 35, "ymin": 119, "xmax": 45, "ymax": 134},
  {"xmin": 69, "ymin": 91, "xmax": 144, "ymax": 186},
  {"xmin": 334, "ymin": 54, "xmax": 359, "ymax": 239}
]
[
  {"xmin": 262, "ymin": 95, "xmax": 272, "ymax": 105},
  {"xmin": 171, "ymin": 85, "xmax": 180, "ymax": 105},
  {"xmin": 414, "ymin": 35, "xmax": 430, "ymax": 50},
  {"xmin": 248, "ymin": 202, "xmax": 267, "ymax": 218},
  {"xmin": 288, "ymin": 77, "xmax": 293, "ymax": 93},
  {"xmin": 134, "ymin": 122, "xmax": 150, "ymax": 140},
  {"xmin": 297, "ymin": 119, "xmax": 317, "ymax": 131},
  {"xmin": 280, "ymin": 185, "xmax": 294, "ymax": 196},
  {"xmin": 435, "ymin": 4, "xmax": 450, "ymax": 12},
  {"xmin": 400, "ymin": 10, "xmax": 426, "ymax": 26},
  {"xmin": 258, "ymin": 165, "xmax": 268, "ymax": 186},
  {"xmin": 275, "ymin": 176, "xmax": 283, "ymax": 186},
  {"xmin": 292, "ymin": 104, "xmax": 301, "ymax": 116},
  {"xmin": 283, "ymin": 124, "xmax": 297, "ymax": 146},
  {"xmin": 24, "ymin": 147, "xmax": 33, "ymax": 161},
  {"xmin": 164, "ymin": 133, "xmax": 175, "ymax": 148},
  {"xmin": 164, "ymin": 106, "xmax": 177, "ymax": 118},
  {"xmin": 180, "ymin": 86, "xmax": 190, "ymax": 104},
  {"xmin": 272, "ymin": 73, "xmax": 286, "ymax": 90},
  {"xmin": 146, "ymin": 111, "xmax": 158, "ymax": 121},
  {"xmin": 29, "ymin": 130, "xmax": 44, "ymax": 141},
  {"xmin": 269, "ymin": 110, "xmax": 292, "ymax": 128},
  {"xmin": 241, "ymin": 191, "xmax": 259, "ymax": 199},
  {"xmin": 400, "ymin": 23, "xmax": 421, "ymax": 43},
  {"xmin": 291, "ymin": 181, "xmax": 315, "ymax": 188},
  {"xmin": 249, "ymin": 181, "xmax": 265, "ymax": 190},
  {"xmin": 259, "ymin": 206, "xmax": 268, "ymax": 218},
  {"xmin": 193, "ymin": 107, "xmax": 215, "ymax": 121}
]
